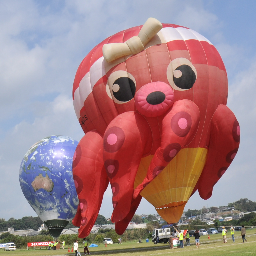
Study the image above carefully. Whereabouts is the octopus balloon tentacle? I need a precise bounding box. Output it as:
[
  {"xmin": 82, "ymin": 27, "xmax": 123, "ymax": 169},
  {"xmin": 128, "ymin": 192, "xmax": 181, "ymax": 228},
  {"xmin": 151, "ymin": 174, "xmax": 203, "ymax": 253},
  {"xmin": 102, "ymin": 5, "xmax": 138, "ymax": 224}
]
[
  {"xmin": 103, "ymin": 111, "xmax": 152, "ymax": 222},
  {"xmin": 133, "ymin": 99, "xmax": 200, "ymax": 199},
  {"xmin": 115, "ymin": 195, "xmax": 142, "ymax": 235},
  {"xmin": 72, "ymin": 17, "xmax": 240, "ymax": 237},
  {"xmin": 72, "ymin": 131, "xmax": 109, "ymax": 237},
  {"xmin": 197, "ymin": 104, "xmax": 240, "ymax": 199}
]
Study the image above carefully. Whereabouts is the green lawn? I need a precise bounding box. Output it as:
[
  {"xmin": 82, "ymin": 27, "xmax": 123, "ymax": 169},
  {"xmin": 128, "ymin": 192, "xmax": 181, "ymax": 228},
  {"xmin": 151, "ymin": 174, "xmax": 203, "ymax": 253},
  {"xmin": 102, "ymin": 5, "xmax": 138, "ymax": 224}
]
[{"xmin": 0, "ymin": 229, "xmax": 255, "ymax": 256}]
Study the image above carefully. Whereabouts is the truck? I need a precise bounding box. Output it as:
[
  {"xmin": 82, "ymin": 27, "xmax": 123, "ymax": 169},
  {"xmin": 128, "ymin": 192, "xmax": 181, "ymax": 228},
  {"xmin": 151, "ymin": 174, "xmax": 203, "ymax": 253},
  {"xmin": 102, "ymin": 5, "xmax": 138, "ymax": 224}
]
[
  {"xmin": 152, "ymin": 227, "xmax": 187, "ymax": 244},
  {"xmin": 152, "ymin": 228, "xmax": 172, "ymax": 244}
]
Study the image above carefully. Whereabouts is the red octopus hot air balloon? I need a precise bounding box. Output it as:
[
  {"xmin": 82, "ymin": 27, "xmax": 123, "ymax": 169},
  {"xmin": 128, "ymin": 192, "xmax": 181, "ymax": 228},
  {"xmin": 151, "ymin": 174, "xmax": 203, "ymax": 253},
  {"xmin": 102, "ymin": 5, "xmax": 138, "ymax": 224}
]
[{"xmin": 71, "ymin": 18, "xmax": 240, "ymax": 237}]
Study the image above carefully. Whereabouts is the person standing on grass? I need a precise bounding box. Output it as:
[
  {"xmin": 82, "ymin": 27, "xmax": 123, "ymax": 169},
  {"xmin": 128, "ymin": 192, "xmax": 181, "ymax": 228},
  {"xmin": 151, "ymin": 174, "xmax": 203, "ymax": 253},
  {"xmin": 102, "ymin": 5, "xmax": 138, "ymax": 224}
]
[
  {"xmin": 194, "ymin": 229, "xmax": 200, "ymax": 248},
  {"xmin": 169, "ymin": 229, "xmax": 175, "ymax": 249},
  {"xmin": 185, "ymin": 231, "xmax": 190, "ymax": 246},
  {"xmin": 177, "ymin": 230, "xmax": 184, "ymax": 248},
  {"xmin": 62, "ymin": 240, "xmax": 65, "ymax": 249},
  {"xmin": 83, "ymin": 238, "xmax": 90, "ymax": 255},
  {"xmin": 74, "ymin": 240, "xmax": 78, "ymax": 256},
  {"xmin": 241, "ymin": 226, "xmax": 247, "ymax": 243},
  {"xmin": 230, "ymin": 226, "xmax": 235, "ymax": 242},
  {"xmin": 222, "ymin": 226, "xmax": 227, "ymax": 243},
  {"xmin": 74, "ymin": 240, "xmax": 82, "ymax": 256}
]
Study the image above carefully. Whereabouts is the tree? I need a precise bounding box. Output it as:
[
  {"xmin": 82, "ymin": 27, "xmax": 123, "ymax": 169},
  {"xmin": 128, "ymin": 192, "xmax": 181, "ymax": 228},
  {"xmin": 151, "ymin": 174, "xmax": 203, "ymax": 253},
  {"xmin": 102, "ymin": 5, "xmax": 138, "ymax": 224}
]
[
  {"xmin": 131, "ymin": 214, "xmax": 143, "ymax": 224},
  {"xmin": 187, "ymin": 219, "xmax": 206, "ymax": 230},
  {"xmin": 94, "ymin": 234, "xmax": 104, "ymax": 243},
  {"xmin": 95, "ymin": 214, "xmax": 107, "ymax": 225},
  {"xmin": 184, "ymin": 209, "xmax": 201, "ymax": 218},
  {"xmin": 106, "ymin": 229, "xmax": 119, "ymax": 243},
  {"xmin": 0, "ymin": 232, "xmax": 12, "ymax": 240},
  {"xmin": 39, "ymin": 230, "xmax": 50, "ymax": 236},
  {"xmin": 214, "ymin": 219, "xmax": 220, "ymax": 229},
  {"xmin": 146, "ymin": 220, "xmax": 160, "ymax": 231},
  {"xmin": 228, "ymin": 198, "xmax": 256, "ymax": 212},
  {"xmin": 0, "ymin": 216, "xmax": 43, "ymax": 231},
  {"xmin": 146, "ymin": 215, "xmax": 157, "ymax": 222},
  {"xmin": 201, "ymin": 207, "xmax": 208, "ymax": 214},
  {"xmin": 237, "ymin": 213, "xmax": 256, "ymax": 226},
  {"xmin": 210, "ymin": 207, "xmax": 219, "ymax": 213}
]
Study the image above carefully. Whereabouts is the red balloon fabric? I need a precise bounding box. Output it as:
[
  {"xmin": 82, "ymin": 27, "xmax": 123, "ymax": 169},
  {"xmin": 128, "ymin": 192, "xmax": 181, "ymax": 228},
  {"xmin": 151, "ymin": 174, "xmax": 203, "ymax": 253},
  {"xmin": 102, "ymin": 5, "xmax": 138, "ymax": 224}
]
[{"xmin": 72, "ymin": 18, "xmax": 240, "ymax": 237}]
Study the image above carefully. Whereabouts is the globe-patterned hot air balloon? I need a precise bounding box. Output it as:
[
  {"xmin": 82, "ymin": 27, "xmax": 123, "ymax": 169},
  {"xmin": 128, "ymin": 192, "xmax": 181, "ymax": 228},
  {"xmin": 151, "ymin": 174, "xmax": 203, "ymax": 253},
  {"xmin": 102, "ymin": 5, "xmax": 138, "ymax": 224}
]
[
  {"xmin": 71, "ymin": 18, "xmax": 240, "ymax": 237},
  {"xmin": 19, "ymin": 135, "xmax": 79, "ymax": 237}
]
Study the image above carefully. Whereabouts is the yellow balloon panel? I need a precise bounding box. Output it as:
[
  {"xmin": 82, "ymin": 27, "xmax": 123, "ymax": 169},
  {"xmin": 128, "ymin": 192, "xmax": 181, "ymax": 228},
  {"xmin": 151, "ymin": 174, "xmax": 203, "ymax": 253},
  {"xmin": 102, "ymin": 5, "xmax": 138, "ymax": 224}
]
[{"xmin": 134, "ymin": 148, "xmax": 208, "ymax": 208}]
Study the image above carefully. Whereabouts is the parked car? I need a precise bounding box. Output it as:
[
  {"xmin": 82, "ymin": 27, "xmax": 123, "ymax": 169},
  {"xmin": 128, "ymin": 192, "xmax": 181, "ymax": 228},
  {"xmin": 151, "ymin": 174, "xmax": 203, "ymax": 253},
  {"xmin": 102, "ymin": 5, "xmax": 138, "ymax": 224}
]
[
  {"xmin": 188, "ymin": 230, "xmax": 195, "ymax": 237},
  {"xmin": 207, "ymin": 228, "xmax": 218, "ymax": 234},
  {"xmin": 199, "ymin": 229, "xmax": 208, "ymax": 235},
  {"xmin": 4, "ymin": 243, "xmax": 16, "ymax": 251},
  {"xmin": 104, "ymin": 238, "xmax": 113, "ymax": 244},
  {"xmin": 234, "ymin": 226, "xmax": 242, "ymax": 231}
]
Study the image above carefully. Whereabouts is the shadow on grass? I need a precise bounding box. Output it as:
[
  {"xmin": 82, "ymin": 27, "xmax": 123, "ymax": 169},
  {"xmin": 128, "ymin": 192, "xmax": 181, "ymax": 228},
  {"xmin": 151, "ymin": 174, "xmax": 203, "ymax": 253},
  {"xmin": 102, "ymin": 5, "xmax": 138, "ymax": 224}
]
[
  {"xmin": 65, "ymin": 240, "xmax": 222, "ymax": 255},
  {"xmin": 67, "ymin": 245, "xmax": 170, "ymax": 255}
]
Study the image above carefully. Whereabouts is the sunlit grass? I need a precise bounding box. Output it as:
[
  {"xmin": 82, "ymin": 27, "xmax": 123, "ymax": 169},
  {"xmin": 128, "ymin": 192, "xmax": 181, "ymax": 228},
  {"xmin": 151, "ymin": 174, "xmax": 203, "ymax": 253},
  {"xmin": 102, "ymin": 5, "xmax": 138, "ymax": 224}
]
[{"xmin": 0, "ymin": 229, "xmax": 255, "ymax": 256}]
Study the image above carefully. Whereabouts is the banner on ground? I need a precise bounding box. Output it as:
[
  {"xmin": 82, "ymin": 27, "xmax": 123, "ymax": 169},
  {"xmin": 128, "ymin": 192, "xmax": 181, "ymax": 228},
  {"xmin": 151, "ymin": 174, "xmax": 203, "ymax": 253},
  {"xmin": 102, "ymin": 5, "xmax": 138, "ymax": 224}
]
[{"xmin": 27, "ymin": 241, "xmax": 54, "ymax": 247}]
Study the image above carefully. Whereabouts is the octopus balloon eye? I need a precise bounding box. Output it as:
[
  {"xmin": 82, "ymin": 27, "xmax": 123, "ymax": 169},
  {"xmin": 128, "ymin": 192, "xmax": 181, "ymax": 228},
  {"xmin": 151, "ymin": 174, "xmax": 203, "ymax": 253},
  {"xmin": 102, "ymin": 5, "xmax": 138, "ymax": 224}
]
[
  {"xmin": 106, "ymin": 70, "xmax": 136, "ymax": 104},
  {"xmin": 167, "ymin": 58, "xmax": 197, "ymax": 91},
  {"xmin": 112, "ymin": 77, "xmax": 136, "ymax": 102},
  {"xmin": 173, "ymin": 65, "xmax": 196, "ymax": 90}
]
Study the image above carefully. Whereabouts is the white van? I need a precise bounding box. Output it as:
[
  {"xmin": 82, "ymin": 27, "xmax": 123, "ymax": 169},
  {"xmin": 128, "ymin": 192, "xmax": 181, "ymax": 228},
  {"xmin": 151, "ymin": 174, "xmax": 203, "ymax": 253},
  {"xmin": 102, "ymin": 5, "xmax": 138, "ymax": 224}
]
[
  {"xmin": 4, "ymin": 242, "xmax": 16, "ymax": 251},
  {"xmin": 104, "ymin": 238, "xmax": 113, "ymax": 244}
]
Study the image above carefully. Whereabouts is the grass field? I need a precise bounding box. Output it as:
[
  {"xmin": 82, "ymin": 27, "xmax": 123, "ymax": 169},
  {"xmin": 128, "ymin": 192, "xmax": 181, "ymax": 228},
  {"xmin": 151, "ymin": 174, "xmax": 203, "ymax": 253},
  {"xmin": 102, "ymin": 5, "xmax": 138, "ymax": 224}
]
[{"xmin": 0, "ymin": 229, "xmax": 256, "ymax": 256}]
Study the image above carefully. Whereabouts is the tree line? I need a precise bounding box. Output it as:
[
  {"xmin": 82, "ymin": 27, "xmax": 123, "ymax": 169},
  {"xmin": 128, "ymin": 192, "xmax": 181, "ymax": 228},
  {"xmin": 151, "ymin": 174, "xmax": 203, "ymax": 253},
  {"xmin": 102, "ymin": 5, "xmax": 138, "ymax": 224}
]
[
  {"xmin": 0, "ymin": 213, "xmax": 159, "ymax": 232},
  {"xmin": 0, "ymin": 217, "xmax": 43, "ymax": 232},
  {"xmin": 184, "ymin": 198, "xmax": 256, "ymax": 218},
  {"xmin": 2, "ymin": 212, "xmax": 256, "ymax": 249},
  {"xmin": 228, "ymin": 198, "xmax": 256, "ymax": 212},
  {"xmin": 178, "ymin": 212, "xmax": 256, "ymax": 231},
  {"xmin": 0, "ymin": 221, "xmax": 158, "ymax": 249}
]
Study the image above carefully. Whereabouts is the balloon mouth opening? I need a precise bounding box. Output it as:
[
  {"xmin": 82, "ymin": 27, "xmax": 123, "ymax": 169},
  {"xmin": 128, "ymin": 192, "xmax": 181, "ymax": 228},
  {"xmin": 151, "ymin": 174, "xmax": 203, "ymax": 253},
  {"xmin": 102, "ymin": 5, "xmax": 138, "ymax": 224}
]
[
  {"xmin": 155, "ymin": 201, "xmax": 186, "ymax": 210},
  {"xmin": 44, "ymin": 219, "xmax": 69, "ymax": 238},
  {"xmin": 155, "ymin": 201, "xmax": 187, "ymax": 223}
]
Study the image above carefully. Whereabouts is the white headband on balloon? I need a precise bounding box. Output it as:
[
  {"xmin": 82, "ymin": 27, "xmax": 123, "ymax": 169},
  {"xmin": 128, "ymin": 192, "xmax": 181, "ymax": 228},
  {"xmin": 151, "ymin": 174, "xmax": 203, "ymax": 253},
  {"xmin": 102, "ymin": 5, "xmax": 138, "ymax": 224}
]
[
  {"xmin": 103, "ymin": 18, "xmax": 163, "ymax": 63},
  {"xmin": 74, "ymin": 20, "xmax": 213, "ymax": 119}
]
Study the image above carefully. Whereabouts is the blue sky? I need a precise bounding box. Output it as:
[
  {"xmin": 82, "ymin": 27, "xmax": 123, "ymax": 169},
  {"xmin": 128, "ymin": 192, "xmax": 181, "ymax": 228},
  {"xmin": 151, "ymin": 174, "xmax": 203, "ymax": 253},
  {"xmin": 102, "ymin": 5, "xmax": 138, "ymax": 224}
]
[{"xmin": 1, "ymin": 0, "xmax": 256, "ymax": 221}]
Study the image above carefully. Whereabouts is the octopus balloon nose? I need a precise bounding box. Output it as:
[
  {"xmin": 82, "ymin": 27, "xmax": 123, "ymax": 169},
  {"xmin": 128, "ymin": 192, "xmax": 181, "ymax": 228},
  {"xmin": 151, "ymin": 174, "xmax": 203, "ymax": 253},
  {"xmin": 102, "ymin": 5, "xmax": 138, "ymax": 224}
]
[
  {"xmin": 146, "ymin": 91, "xmax": 166, "ymax": 105},
  {"xmin": 135, "ymin": 81, "xmax": 174, "ymax": 117}
]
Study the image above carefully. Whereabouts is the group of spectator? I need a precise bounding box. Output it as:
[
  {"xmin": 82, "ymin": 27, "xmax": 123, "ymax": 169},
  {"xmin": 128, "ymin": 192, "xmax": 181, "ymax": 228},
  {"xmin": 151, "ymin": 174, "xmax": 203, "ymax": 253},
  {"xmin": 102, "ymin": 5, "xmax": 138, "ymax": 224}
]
[
  {"xmin": 168, "ymin": 227, "xmax": 200, "ymax": 249},
  {"xmin": 170, "ymin": 225, "xmax": 248, "ymax": 249},
  {"xmin": 222, "ymin": 225, "xmax": 247, "ymax": 243},
  {"xmin": 49, "ymin": 225, "xmax": 249, "ymax": 253},
  {"xmin": 48, "ymin": 240, "xmax": 59, "ymax": 250},
  {"xmin": 48, "ymin": 240, "xmax": 65, "ymax": 250}
]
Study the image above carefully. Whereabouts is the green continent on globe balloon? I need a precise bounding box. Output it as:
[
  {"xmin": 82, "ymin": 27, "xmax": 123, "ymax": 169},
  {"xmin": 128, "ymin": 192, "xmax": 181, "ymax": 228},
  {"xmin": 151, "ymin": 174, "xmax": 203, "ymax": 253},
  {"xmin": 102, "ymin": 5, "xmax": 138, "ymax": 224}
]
[{"xmin": 39, "ymin": 166, "xmax": 52, "ymax": 172}]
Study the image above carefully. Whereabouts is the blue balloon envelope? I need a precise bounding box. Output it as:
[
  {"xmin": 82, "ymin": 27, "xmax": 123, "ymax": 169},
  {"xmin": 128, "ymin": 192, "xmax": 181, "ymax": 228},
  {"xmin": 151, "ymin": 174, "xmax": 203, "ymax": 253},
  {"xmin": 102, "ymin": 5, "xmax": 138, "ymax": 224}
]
[{"xmin": 19, "ymin": 135, "xmax": 79, "ymax": 237}]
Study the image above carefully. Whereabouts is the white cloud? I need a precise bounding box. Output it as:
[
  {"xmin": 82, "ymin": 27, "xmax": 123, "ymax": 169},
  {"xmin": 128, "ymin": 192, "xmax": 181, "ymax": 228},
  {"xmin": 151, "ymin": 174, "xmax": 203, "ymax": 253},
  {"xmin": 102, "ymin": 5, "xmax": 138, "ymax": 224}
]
[
  {"xmin": 228, "ymin": 58, "xmax": 256, "ymax": 141},
  {"xmin": 174, "ymin": 4, "xmax": 219, "ymax": 33},
  {"xmin": 0, "ymin": 0, "xmax": 255, "ymax": 222}
]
